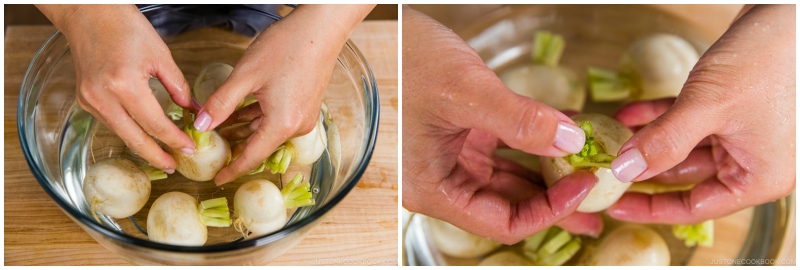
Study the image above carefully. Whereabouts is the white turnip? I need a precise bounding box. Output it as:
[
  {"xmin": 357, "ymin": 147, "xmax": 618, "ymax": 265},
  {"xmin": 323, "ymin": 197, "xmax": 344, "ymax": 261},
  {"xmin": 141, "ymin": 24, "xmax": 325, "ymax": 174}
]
[
  {"xmin": 500, "ymin": 31, "xmax": 585, "ymax": 111},
  {"xmin": 589, "ymin": 224, "xmax": 670, "ymax": 266},
  {"xmin": 146, "ymin": 191, "xmax": 231, "ymax": 246},
  {"xmin": 426, "ymin": 217, "xmax": 500, "ymax": 258},
  {"xmin": 540, "ymin": 113, "xmax": 633, "ymax": 213},
  {"xmin": 83, "ymin": 157, "xmax": 165, "ymax": 221},
  {"xmin": 255, "ymin": 112, "xmax": 327, "ymax": 174},
  {"xmin": 233, "ymin": 173, "xmax": 315, "ymax": 237},
  {"xmin": 589, "ymin": 33, "xmax": 700, "ymax": 102},
  {"xmin": 167, "ymin": 111, "xmax": 232, "ymax": 181}
]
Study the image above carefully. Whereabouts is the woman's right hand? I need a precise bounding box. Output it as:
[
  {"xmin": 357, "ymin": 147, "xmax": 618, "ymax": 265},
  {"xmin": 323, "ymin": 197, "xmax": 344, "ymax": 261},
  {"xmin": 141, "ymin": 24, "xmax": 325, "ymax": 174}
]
[
  {"xmin": 607, "ymin": 5, "xmax": 795, "ymax": 224},
  {"xmin": 37, "ymin": 5, "xmax": 195, "ymax": 173}
]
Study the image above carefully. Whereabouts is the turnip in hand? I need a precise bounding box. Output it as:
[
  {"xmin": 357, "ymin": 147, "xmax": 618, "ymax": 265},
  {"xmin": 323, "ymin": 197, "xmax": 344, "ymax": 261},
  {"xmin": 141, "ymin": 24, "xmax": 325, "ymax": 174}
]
[
  {"xmin": 83, "ymin": 157, "xmax": 165, "ymax": 222},
  {"xmin": 146, "ymin": 191, "xmax": 231, "ymax": 246},
  {"xmin": 193, "ymin": 63, "xmax": 256, "ymax": 109},
  {"xmin": 167, "ymin": 111, "xmax": 231, "ymax": 181},
  {"xmin": 540, "ymin": 113, "xmax": 632, "ymax": 213}
]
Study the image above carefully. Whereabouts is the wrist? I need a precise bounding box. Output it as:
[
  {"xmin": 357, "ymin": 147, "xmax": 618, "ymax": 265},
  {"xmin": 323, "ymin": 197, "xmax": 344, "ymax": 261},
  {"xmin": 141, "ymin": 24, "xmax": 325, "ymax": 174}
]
[{"xmin": 288, "ymin": 4, "xmax": 374, "ymax": 46}]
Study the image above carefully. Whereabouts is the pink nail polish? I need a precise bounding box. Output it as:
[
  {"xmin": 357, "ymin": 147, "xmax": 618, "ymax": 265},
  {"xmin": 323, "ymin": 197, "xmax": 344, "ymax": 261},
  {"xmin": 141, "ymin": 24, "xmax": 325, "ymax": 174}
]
[
  {"xmin": 611, "ymin": 148, "xmax": 647, "ymax": 183},
  {"xmin": 164, "ymin": 168, "xmax": 175, "ymax": 174},
  {"xmin": 180, "ymin": 147, "xmax": 195, "ymax": 155},
  {"xmin": 194, "ymin": 111, "xmax": 212, "ymax": 132},
  {"xmin": 554, "ymin": 122, "xmax": 586, "ymax": 154}
]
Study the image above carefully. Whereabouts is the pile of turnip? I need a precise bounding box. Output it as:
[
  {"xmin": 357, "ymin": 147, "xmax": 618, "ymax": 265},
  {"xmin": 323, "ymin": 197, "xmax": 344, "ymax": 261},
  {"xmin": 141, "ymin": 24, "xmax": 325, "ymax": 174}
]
[
  {"xmin": 588, "ymin": 33, "xmax": 700, "ymax": 102},
  {"xmin": 82, "ymin": 60, "xmax": 329, "ymax": 247},
  {"xmin": 500, "ymin": 31, "xmax": 585, "ymax": 111}
]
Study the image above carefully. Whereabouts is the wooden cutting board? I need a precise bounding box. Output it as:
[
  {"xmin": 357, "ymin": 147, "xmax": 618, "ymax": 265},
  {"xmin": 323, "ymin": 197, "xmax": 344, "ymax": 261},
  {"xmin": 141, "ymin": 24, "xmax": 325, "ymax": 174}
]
[{"xmin": 3, "ymin": 20, "xmax": 398, "ymax": 266}]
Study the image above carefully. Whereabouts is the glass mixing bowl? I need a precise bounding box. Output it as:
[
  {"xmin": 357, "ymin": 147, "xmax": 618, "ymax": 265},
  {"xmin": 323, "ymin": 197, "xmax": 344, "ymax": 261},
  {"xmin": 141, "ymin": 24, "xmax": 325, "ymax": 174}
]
[
  {"xmin": 18, "ymin": 5, "xmax": 379, "ymax": 265},
  {"xmin": 402, "ymin": 4, "xmax": 794, "ymax": 266}
]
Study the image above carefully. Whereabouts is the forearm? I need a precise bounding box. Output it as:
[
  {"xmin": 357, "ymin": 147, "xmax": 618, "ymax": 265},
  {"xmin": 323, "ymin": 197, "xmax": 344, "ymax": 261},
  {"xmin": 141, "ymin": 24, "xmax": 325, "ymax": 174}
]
[
  {"xmin": 35, "ymin": 5, "xmax": 143, "ymax": 46},
  {"xmin": 287, "ymin": 4, "xmax": 375, "ymax": 53}
]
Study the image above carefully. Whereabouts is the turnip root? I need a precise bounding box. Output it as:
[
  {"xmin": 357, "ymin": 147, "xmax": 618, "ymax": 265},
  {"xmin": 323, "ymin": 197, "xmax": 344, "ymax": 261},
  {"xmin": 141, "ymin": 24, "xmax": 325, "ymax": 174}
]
[
  {"xmin": 500, "ymin": 31, "xmax": 585, "ymax": 111},
  {"xmin": 479, "ymin": 251, "xmax": 534, "ymax": 266},
  {"xmin": 254, "ymin": 112, "xmax": 327, "ymax": 175},
  {"xmin": 589, "ymin": 33, "xmax": 700, "ymax": 102},
  {"xmin": 522, "ymin": 226, "xmax": 582, "ymax": 266},
  {"xmin": 672, "ymin": 220, "xmax": 714, "ymax": 247},
  {"xmin": 427, "ymin": 217, "xmax": 500, "ymax": 258},
  {"xmin": 146, "ymin": 192, "xmax": 231, "ymax": 246},
  {"xmin": 589, "ymin": 224, "xmax": 670, "ymax": 266},
  {"xmin": 233, "ymin": 173, "xmax": 315, "ymax": 237},
  {"xmin": 167, "ymin": 111, "xmax": 231, "ymax": 181},
  {"xmin": 540, "ymin": 113, "xmax": 633, "ymax": 213},
  {"xmin": 83, "ymin": 157, "xmax": 165, "ymax": 221}
]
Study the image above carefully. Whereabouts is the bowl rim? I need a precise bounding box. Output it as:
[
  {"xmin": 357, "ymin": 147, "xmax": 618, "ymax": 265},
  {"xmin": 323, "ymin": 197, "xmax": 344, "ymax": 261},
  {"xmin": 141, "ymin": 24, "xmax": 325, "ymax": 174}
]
[{"xmin": 18, "ymin": 4, "xmax": 380, "ymax": 254}]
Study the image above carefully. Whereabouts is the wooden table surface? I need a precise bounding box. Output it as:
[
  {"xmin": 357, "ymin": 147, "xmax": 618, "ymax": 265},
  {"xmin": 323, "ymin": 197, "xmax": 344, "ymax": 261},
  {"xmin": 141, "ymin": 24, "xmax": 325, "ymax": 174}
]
[{"xmin": 3, "ymin": 21, "xmax": 399, "ymax": 266}]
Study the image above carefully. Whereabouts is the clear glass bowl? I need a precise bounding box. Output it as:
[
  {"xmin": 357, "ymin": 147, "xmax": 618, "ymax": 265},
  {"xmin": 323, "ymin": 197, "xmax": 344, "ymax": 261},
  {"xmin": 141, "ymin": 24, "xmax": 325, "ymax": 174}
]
[
  {"xmin": 18, "ymin": 5, "xmax": 379, "ymax": 265},
  {"xmin": 402, "ymin": 4, "xmax": 794, "ymax": 266}
]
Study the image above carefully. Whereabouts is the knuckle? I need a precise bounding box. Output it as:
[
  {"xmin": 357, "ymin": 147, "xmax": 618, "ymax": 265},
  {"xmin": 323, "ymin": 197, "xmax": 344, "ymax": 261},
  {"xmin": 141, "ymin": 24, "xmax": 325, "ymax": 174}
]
[
  {"xmin": 512, "ymin": 100, "xmax": 550, "ymax": 148},
  {"xmin": 645, "ymin": 117, "xmax": 690, "ymax": 164}
]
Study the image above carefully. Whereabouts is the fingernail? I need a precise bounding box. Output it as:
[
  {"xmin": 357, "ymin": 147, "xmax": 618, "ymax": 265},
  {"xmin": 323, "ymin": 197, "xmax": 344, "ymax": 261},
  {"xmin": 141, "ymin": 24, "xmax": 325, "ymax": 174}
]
[
  {"xmin": 164, "ymin": 168, "xmax": 175, "ymax": 174},
  {"xmin": 611, "ymin": 148, "xmax": 647, "ymax": 183},
  {"xmin": 180, "ymin": 147, "xmax": 195, "ymax": 155},
  {"xmin": 554, "ymin": 122, "xmax": 586, "ymax": 154},
  {"xmin": 191, "ymin": 97, "xmax": 202, "ymax": 111},
  {"xmin": 194, "ymin": 111, "xmax": 212, "ymax": 132}
]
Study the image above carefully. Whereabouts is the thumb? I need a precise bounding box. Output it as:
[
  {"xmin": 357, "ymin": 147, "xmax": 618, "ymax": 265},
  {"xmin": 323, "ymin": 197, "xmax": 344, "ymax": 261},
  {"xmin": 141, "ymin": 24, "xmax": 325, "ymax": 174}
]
[
  {"xmin": 443, "ymin": 78, "xmax": 584, "ymax": 157},
  {"xmin": 193, "ymin": 73, "xmax": 253, "ymax": 132},
  {"xmin": 611, "ymin": 98, "xmax": 718, "ymax": 183}
]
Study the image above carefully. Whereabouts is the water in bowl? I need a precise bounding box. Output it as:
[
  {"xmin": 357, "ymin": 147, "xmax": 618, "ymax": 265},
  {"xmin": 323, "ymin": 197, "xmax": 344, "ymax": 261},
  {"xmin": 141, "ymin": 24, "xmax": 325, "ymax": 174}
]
[{"xmin": 58, "ymin": 105, "xmax": 339, "ymax": 245}]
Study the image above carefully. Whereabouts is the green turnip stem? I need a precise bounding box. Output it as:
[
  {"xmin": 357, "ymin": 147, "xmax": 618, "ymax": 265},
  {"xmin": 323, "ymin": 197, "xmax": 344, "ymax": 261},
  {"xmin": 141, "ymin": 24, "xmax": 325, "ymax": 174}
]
[
  {"xmin": 203, "ymin": 216, "xmax": 232, "ymax": 227},
  {"xmin": 587, "ymin": 66, "xmax": 630, "ymax": 102},
  {"xmin": 199, "ymin": 197, "xmax": 231, "ymax": 227},
  {"xmin": 265, "ymin": 145, "xmax": 292, "ymax": 174},
  {"xmin": 524, "ymin": 227, "xmax": 552, "ymax": 254},
  {"xmin": 538, "ymin": 229, "xmax": 572, "ymax": 258},
  {"xmin": 567, "ymin": 121, "xmax": 616, "ymax": 169},
  {"xmin": 140, "ymin": 165, "xmax": 168, "ymax": 180},
  {"xmin": 184, "ymin": 125, "xmax": 211, "ymax": 150},
  {"xmin": 201, "ymin": 209, "xmax": 230, "ymax": 218},
  {"xmin": 532, "ymin": 31, "xmax": 565, "ymax": 67},
  {"xmin": 166, "ymin": 102, "xmax": 183, "ymax": 121},
  {"xmin": 181, "ymin": 109, "xmax": 211, "ymax": 150},
  {"xmin": 523, "ymin": 227, "xmax": 581, "ymax": 266},
  {"xmin": 538, "ymin": 238, "xmax": 581, "ymax": 266},
  {"xmin": 281, "ymin": 173, "xmax": 316, "ymax": 208},
  {"xmin": 200, "ymin": 197, "xmax": 228, "ymax": 209},
  {"xmin": 236, "ymin": 95, "xmax": 258, "ymax": 110},
  {"xmin": 672, "ymin": 220, "xmax": 714, "ymax": 247}
]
